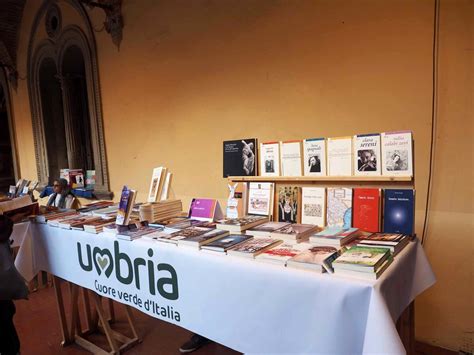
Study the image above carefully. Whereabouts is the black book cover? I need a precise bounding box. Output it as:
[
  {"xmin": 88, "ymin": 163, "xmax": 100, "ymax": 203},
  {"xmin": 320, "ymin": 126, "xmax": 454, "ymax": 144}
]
[{"xmin": 223, "ymin": 138, "xmax": 258, "ymax": 177}]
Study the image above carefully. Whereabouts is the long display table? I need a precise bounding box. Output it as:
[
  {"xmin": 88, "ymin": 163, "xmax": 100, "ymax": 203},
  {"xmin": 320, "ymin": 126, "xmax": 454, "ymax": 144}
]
[{"xmin": 12, "ymin": 222, "xmax": 435, "ymax": 354}]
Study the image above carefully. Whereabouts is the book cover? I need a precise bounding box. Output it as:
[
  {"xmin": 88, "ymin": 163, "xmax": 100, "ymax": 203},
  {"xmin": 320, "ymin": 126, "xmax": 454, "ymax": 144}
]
[
  {"xmin": 226, "ymin": 182, "xmax": 248, "ymax": 218},
  {"xmin": 160, "ymin": 172, "xmax": 172, "ymax": 201},
  {"xmin": 353, "ymin": 188, "xmax": 381, "ymax": 233},
  {"xmin": 202, "ymin": 234, "xmax": 253, "ymax": 252},
  {"xmin": 327, "ymin": 137, "xmax": 353, "ymax": 176},
  {"xmin": 301, "ymin": 187, "xmax": 326, "ymax": 226},
  {"xmin": 259, "ymin": 142, "xmax": 280, "ymax": 177},
  {"xmin": 383, "ymin": 189, "xmax": 415, "ymax": 235},
  {"xmin": 381, "ymin": 131, "xmax": 413, "ymax": 177},
  {"xmin": 85, "ymin": 170, "xmax": 96, "ymax": 190},
  {"xmin": 270, "ymin": 224, "xmax": 318, "ymax": 239},
  {"xmin": 280, "ymin": 140, "xmax": 302, "ymax": 176},
  {"xmin": 60, "ymin": 169, "xmax": 70, "ymax": 183},
  {"xmin": 303, "ymin": 138, "xmax": 326, "ymax": 176},
  {"xmin": 227, "ymin": 238, "xmax": 282, "ymax": 257},
  {"xmin": 353, "ymin": 134, "xmax": 381, "ymax": 176},
  {"xmin": 246, "ymin": 221, "xmax": 290, "ymax": 236},
  {"xmin": 223, "ymin": 138, "xmax": 257, "ymax": 177},
  {"xmin": 148, "ymin": 167, "xmax": 165, "ymax": 203},
  {"xmin": 326, "ymin": 187, "xmax": 352, "ymax": 228},
  {"xmin": 248, "ymin": 182, "xmax": 274, "ymax": 216},
  {"xmin": 116, "ymin": 186, "xmax": 137, "ymax": 226},
  {"xmin": 287, "ymin": 246, "xmax": 339, "ymax": 272},
  {"xmin": 178, "ymin": 229, "xmax": 229, "ymax": 247},
  {"xmin": 188, "ymin": 198, "xmax": 217, "ymax": 220},
  {"xmin": 276, "ymin": 186, "xmax": 300, "ymax": 223},
  {"xmin": 256, "ymin": 243, "xmax": 311, "ymax": 264},
  {"xmin": 216, "ymin": 215, "xmax": 268, "ymax": 230},
  {"xmin": 334, "ymin": 245, "xmax": 390, "ymax": 267},
  {"xmin": 68, "ymin": 169, "xmax": 84, "ymax": 188}
]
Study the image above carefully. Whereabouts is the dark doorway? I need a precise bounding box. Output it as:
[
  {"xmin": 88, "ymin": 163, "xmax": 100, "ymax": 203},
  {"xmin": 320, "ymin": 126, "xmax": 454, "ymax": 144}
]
[
  {"xmin": 38, "ymin": 57, "xmax": 68, "ymax": 182},
  {"xmin": 0, "ymin": 84, "xmax": 15, "ymax": 193}
]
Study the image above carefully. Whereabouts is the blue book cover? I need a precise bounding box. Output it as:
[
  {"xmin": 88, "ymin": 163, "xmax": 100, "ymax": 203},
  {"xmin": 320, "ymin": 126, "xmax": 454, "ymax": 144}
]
[{"xmin": 383, "ymin": 189, "xmax": 415, "ymax": 235}]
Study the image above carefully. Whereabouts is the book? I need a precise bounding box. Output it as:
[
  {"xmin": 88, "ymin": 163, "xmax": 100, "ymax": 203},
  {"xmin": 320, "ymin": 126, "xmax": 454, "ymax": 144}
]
[
  {"xmin": 60, "ymin": 169, "xmax": 70, "ymax": 183},
  {"xmin": 69, "ymin": 169, "xmax": 84, "ymax": 188},
  {"xmin": 353, "ymin": 134, "xmax": 381, "ymax": 176},
  {"xmin": 85, "ymin": 170, "xmax": 96, "ymax": 190},
  {"xmin": 116, "ymin": 186, "xmax": 137, "ymax": 226},
  {"xmin": 160, "ymin": 172, "xmax": 172, "ymax": 201},
  {"xmin": 155, "ymin": 226, "xmax": 213, "ymax": 244},
  {"xmin": 147, "ymin": 167, "xmax": 165, "ymax": 203},
  {"xmin": 226, "ymin": 182, "xmax": 248, "ymax": 218},
  {"xmin": 227, "ymin": 238, "xmax": 283, "ymax": 258},
  {"xmin": 333, "ymin": 245, "xmax": 391, "ymax": 272},
  {"xmin": 91, "ymin": 205, "xmax": 119, "ymax": 218},
  {"xmin": 309, "ymin": 227, "xmax": 360, "ymax": 247},
  {"xmin": 245, "ymin": 221, "xmax": 291, "ymax": 237},
  {"xmin": 48, "ymin": 213, "xmax": 82, "ymax": 227},
  {"xmin": 280, "ymin": 140, "xmax": 302, "ymax": 176},
  {"xmin": 139, "ymin": 200, "xmax": 182, "ymax": 223},
  {"xmin": 83, "ymin": 217, "xmax": 116, "ymax": 233},
  {"xmin": 383, "ymin": 189, "xmax": 415, "ymax": 235},
  {"xmin": 275, "ymin": 186, "xmax": 300, "ymax": 223},
  {"xmin": 334, "ymin": 258, "xmax": 393, "ymax": 280},
  {"xmin": 58, "ymin": 216, "xmax": 102, "ymax": 230},
  {"xmin": 116, "ymin": 226, "xmax": 160, "ymax": 241},
  {"xmin": 256, "ymin": 242, "xmax": 312, "ymax": 265},
  {"xmin": 301, "ymin": 187, "xmax": 326, "ymax": 227},
  {"xmin": 178, "ymin": 229, "xmax": 230, "ymax": 248},
  {"xmin": 303, "ymin": 138, "xmax": 326, "ymax": 176},
  {"xmin": 381, "ymin": 131, "xmax": 413, "ymax": 177},
  {"xmin": 259, "ymin": 142, "xmax": 280, "ymax": 176},
  {"xmin": 357, "ymin": 233, "xmax": 410, "ymax": 256},
  {"xmin": 165, "ymin": 218, "xmax": 207, "ymax": 230},
  {"xmin": 35, "ymin": 210, "xmax": 77, "ymax": 224},
  {"xmin": 326, "ymin": 187, "xmax": 352, "ymax": 228},
  {"xmin": 188, "ymin": 198, "xmax": 218, "ymax": 221},
  {"xmin": 327, "ymin": 136, "xmax": 353, "ymax": 176},
  {"xmin": 201, "ymin": 234, "xmax": 253, "ymax": 252},
  {"xmin": 287, "ymin": 246, "xmax": 339, "ymax": 273},
  {"xmin": 248, "ymin": 182, "xmax": 274, "ymax": 217},
  {"xmin": 223, "ymin": 138, "xmax": 257, "ymax": 177},
  {"xmin": 216, "ymin": 215, "xmax": 268, "ymax": 232},
  {"xmin": 270, "ymin": 224, "xmax": 320, "ymax": 241},
  {"xmin": 77, "ymin": 201, "xmax": 114, "ymax": 214},
  {"xmin": 352, "ymin": 188, "xmax": 381, "ymax": 233}
]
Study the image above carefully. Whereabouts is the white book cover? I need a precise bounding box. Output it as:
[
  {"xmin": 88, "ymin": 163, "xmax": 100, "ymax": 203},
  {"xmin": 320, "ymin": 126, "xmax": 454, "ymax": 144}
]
[
  {"xmin": 301, "ymin": 187, "xmax": 326, "ymax": 226},
  {"xmin": 248, "ymin": 182, "xmax": 274, "ymax": 216},
  {"xmin": 326, "ymin": 188, "xmax": 352, "ymax": 228},
  {"xmin": 327, "ymin": 137, "xmax": 353, "ymax": 176},
  {"xmin": 280, "ymin": 141, "xmax": 302, "ymax": 176},
  {"xmin": 303, "ymin": 138, "xmax": 326, "ymax": 176},
  {"xmin": 353, "ymin": 134, "xmax": 381, "ymax": 176},
  {"xmin": 147, "ymin": 167, "xmax": 164, "ymax": 203},
  {"xmin": 160, "ymin": 172, "xmax": 172, "ymax": 201},
  {"xmin": 381, "ymin": 131, "xmax": 413, "ymax": 177},
  {"xmin": 259, "ymin": 142, "xmax": 280, "ymax": 177}
]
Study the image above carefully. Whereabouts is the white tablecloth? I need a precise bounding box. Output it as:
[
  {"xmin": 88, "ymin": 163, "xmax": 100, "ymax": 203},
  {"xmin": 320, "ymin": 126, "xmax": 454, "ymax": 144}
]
[{"xmin": 14, "ymin": 223, "xmax": 435, "ymax": 354}]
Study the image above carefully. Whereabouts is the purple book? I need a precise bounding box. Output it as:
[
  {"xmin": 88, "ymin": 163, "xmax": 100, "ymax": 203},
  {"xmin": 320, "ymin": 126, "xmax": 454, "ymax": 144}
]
[{"xmin": 188, "ymin": 198, "xmax": 217, "ymax": 220}]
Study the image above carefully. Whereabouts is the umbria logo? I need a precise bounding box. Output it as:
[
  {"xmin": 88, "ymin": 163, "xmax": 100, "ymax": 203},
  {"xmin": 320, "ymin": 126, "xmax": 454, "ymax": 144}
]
[{"xmin": 77, "ymin": 241, "xmax": 179, "ymax": 300}]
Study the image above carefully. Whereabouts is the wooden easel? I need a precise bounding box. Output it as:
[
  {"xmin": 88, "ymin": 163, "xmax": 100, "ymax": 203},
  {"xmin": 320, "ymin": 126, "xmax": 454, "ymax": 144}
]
[{"xmin": 53, "ymin": 277, "xmax": 140, "ymax": 354}]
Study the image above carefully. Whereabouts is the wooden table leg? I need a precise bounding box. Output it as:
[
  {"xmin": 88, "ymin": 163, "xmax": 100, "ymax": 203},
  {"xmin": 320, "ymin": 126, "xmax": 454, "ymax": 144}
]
[
  {"xmin": 397, "ymin": 301, "xmax": 415, "ymax": 355},
  {"xmin": 52, "ymin": 276, "xmax": 72, "ymax": 346}
]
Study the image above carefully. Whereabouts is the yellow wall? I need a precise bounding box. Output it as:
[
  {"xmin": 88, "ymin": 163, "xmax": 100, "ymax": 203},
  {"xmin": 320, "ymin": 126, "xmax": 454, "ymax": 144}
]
[{"xmin": 8, "ymin": 0, "xmax": 473, "ymax": 351}]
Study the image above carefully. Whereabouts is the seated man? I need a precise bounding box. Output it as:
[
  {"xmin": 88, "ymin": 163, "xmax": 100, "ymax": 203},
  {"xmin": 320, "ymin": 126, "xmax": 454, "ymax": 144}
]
[{"xmin": 46, "ymin": 178, "xmax": 77, "ymax": 209}]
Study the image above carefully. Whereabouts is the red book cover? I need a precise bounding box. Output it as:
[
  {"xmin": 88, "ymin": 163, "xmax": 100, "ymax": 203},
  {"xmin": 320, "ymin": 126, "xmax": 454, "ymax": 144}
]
[{"xmin": 353, "ymin": 188, "xmax": 381, "ymax": 233}]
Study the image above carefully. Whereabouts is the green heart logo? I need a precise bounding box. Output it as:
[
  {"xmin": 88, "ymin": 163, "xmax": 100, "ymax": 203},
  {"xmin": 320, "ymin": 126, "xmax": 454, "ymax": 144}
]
[{"xmin": 92, "ymin": 247, "xmax": 113, "ymax": 278}]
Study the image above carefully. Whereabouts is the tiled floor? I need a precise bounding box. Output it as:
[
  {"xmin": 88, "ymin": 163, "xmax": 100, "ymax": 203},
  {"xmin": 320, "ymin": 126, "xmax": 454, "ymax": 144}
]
[{"xmin": 12, "ymin": 283, "xmax": 240, "ymax": 355}]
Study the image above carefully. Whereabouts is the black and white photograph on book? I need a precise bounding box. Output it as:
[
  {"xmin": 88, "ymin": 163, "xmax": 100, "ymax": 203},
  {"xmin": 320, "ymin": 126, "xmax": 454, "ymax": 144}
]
[{"xmin": 0, "ymin": 0, "xmax": 471, "ymax": 354}]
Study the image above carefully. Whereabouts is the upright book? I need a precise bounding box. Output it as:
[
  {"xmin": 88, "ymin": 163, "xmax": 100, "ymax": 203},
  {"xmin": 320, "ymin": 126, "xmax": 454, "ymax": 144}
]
[
  {"xmin": 301, "ymin": 187, "xmax": 326, "ymax": 227},
  {"xmin": 248, "ymin": 182, "xmax": 274, "ymax": 217},
  {"xmin": 116, "ymin": 186, "xmax": 137, "ymax": 226},
  {"xmin": 280, "ymin": 140, "xmax": 302, "ymax": 176},
  {"xmin": 327, "ymin": 136, "xmax": 353, "ymax": 176},
  {"xmin": 148, "ymin": 167, "xmax": 165, "ymax": 203},
  {"xmin": 223, "ymin": 138, "xmax": 257, "ymax": 177},
  {"xmin": 383, "ymin": 189, "xmax": 415, "ymax": 235},
  {"xmin": 188, "ymin": 198, "xmax": 218, "ymax": 221},
  {"xmin": 326, "ymin": 187, "xmax": 352, "ymax": 228},
  {"xmin": 381, "ymin": 131, "xmax": 413, "ymax": 177},
  {"xmin": 276, "ymin": 186, "xmax": 300, "ymax": 223},
  {"xmin": 226, "ymin": 182, "xmax": 248, "ymax": 218},
  {"xmin": 303, "ymin": 138, "xmax": 326, "ymax": 176},
  {"xmin": 353, "ymin": 188, "xmax": 381, "ymax": 233},
  {"xmin": 259, "ymin": 142, "xmax": 280, "ymax": 177},
  {"xmin": 353, "ymin": 134, "xmax": 381, "ymax": 176},
  {"xmin": 160, "ymin": 172, "xmax": 172, "ymax": 201}
]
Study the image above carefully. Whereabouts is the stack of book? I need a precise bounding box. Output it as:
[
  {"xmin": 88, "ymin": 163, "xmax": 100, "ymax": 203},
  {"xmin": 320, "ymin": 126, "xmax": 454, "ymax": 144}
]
[
  {"xmin": 216, "ymin": 215, "xmax": 268, "ymax": 233},
  {"xmin": 286, "ymin": 246, "xmax": 339, "ymax": 273},
  {"xmin": 91, "ymin": 205, "xmax": 119, "ymax": 218},
  {"xmin": 269, "ymin": 224, "xmax": 321, "ymax": 243},
  {"xmin": 44, "ymin": 211, "xmax": 80, "ymax": 226},
  {"xmin": 138, "ymin": 200, "xmax": 183, "ymax": 223},
  {"xmin": 357, "ymin": 233, "xmax": 410, "ymax": 256},
  {"xmin": 309, "ymin": 227, "xmax": 360, "ymax": 247},
  {"xmin": 333, "ymin": 245, "xmax": 392, "ymax": 280},
  {"xmin": 58, "ymin": 216, "xmax": 102, "ymax": 230},
  {"xmin": 116, "ymin": 225, "xmax": 163, "ymax": 241},
  {"xmin": 227, "ymin": 238, "xmax": 283, "ymax": 258},
  {"xmin": 256, "ymin": 243, "xmax": 312, "ymax": 265},
  {"xmin": 83, "ymin": 217, "xmax": 116, "ymax": 233},
  {"xmin": 154, "ymin": 226, "xmax": 214, "ymax": 245},
  {"xmin": 77, "ymin": 201, "xmax": 115, "ymax": 215}
]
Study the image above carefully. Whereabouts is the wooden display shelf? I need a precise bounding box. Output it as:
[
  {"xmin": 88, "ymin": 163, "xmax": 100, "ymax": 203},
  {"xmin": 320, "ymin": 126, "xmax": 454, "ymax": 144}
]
[{"xmin": 227, "ymin": 176, "xmax": 412, "ymax": 183}]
